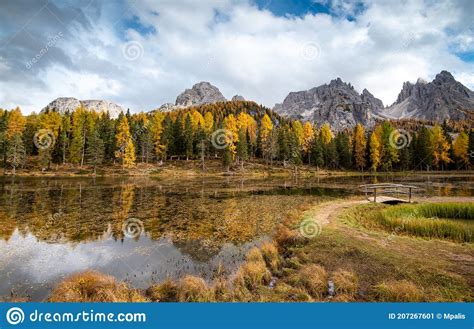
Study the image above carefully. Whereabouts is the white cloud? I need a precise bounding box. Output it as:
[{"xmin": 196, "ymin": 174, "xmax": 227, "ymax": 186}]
[{"xmin": 0, "ymin": 0, "xmax": 472, "ymax": 113}]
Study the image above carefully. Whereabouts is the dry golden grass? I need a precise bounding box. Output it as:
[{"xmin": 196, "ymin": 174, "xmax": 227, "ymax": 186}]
[
  {"xmin": 246, "ymin": 247, "xmax": 265, "ymax": 263},
  {"xmin": 212, "ymin": 277, "xmax": 231, "ymax": 302},
  {"xmin": 234, "ymin": 260, "xmax": 271, "ymax": 291},
  {"xmin": 177, "ymin": 276, "xmax": 213, "ymax": 302},
  {"xmin": 374, "ymin": 280, "xmax": 424, "ymax": 302},
  {"xmin": 146, "ymin": 279, "xmax": 178, "ymax": 302},
  {"xmin": 332, "ymin": 269, "xmax": 358, "ymax": 296},
  {"xmin": 289, "ymin": 264, "xmax": 328, "ymax": 299},
  {"xmin": 275, "ymin": 226, "xmax": 304, "ymax": 248},
  {"xmin": 49, "ymin": 271, "xmax": 147, "ymax": 302},
  {"xmin": 260, "ymin": 241, "xmax": 281, "ymax": 272}
]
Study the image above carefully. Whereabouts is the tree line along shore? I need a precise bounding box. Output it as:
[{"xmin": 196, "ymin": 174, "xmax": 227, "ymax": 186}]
[{"xmin": 0, "ymin": 100, "xmax": 472, "ymax": 175}]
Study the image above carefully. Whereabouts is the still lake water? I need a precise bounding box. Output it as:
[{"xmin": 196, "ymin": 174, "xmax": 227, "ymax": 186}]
[{"xmin": 0, "ymin": 174, "xmax": 472, "ymax": 301}]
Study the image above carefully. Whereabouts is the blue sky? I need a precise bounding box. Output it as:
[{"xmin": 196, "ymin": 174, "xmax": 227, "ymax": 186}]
[{"xmin": 0, "ymin": 0, "xmax": 473, "ymax": 113}]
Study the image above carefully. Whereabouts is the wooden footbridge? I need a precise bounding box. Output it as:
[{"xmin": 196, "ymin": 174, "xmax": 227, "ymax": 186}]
[{"xmin": 359, "ymin": 183, "xmax": 418, "ymax": 204}]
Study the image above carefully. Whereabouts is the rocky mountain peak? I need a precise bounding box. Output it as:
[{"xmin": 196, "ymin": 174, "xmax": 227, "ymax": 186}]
[
  {"xmin": 381, "ymin": 70, "xmax": 474, "ymax": 121},
  {"xmin": 434, "ymin": 70, "xmax": 455, "ymax": 84},
  {"xmin": 231, "ymin": 95, "xmax": 245, "ymax": 102},
  {"xmin": 273, "ymin": 79, "xmax": 382, "ymax": 130},
  {"xmin": 42, "ymin": 97, "xmax": 124, "ymax": 118},
  {"xmin": 175, "ymin": 81, "xmax": 226, "ymax": 107}
]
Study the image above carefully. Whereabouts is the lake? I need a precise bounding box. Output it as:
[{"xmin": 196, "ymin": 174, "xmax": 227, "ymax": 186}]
[{"xmin": 0, "ymin": 173, "xmax": 472, "ymax": 301}]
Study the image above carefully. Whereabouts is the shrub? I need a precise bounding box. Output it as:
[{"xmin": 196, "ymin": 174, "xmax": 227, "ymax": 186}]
[{"xmin": 49, "ymin": 271, "xmax": 147, "ymax": 302}]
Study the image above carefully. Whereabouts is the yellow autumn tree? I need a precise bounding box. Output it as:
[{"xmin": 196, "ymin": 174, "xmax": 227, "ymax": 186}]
[
  {"xmin": 353, "ymin": 123, "xmax": 367, "ymax": 170},
  {"xmin": 203, "ymin": 112, "xmax": 214, "ymax": 135},
  {"xmin": 6, "ymin": 108, "xmax": 26, "ymax": 174},
  {"xmin": 320, "ymin": 123, "xmax": 333, "ymax": 145},
  {"xmin": 453, "ymin": 131, "xmax": 469, "ymax": 168},
  {"xmin": 115, "ymin": 116, "xmax": 136, "ymax": 169},
  {"xmin": 6, "ymin": 107, "xmax": 26, "ymax": 139},
  {"xmin": 431, "ymin": 125, "xmax": 451, "ymax": 170},
  {"xmin": 237, "ymin": 112, "xmax": 257, "ymax": 145},
  {"xmin": 150, "ymin": 111, "xmax": 166, "ymax": 161},
  {"xmin": 223, "ymin": 114, "xmax": 239, "ymax": 159},
  {"xmin": 369, "ymin": 131, "xmax": 381, "ymax": 172},
  {"xmin": 302, "ymin": 121, "xmax": 314, "ymax": 155},
  {"xmin": 292, "ymin": 121, "xmax": 304, "ymax": 146},
  {"xmin": 259, "ymin": 114, "xmax": 273, "ymax": 162},
  {"xmin": 190, "ymin": 110, "xmax": 205, "ymax": 131}
]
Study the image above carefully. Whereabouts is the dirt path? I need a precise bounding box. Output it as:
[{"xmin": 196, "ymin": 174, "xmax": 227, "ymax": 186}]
[{"xmin": 313, "ymin": 199, "xmax": 368, "ymax": 225}]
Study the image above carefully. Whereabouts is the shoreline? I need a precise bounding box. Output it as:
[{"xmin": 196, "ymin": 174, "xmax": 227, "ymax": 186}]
[{"xmin": 2, "ymin": 160, "xmax": 474, "ymax": 179}]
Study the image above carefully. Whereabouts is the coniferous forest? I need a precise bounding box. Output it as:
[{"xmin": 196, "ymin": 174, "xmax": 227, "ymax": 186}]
[{"xmin": 0, "ymin": 100, "xmax": 473, "ymax": 174}]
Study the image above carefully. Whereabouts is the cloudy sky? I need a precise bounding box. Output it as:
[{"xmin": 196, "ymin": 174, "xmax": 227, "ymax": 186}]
[{"xmin": 0, "ymin": 0, "xmax": 473, "ymax": 114}]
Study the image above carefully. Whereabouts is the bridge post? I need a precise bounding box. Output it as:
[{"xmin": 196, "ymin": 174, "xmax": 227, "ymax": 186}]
[
  {"xmin": 409, "ymin": 187, "xmax": 412, "ymax": 203},
  {"xmin": 374, "ymin": 188, "xmax": 377, "ymax": 203}
]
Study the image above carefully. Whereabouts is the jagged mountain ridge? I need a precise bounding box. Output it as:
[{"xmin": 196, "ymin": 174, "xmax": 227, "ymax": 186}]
[
  {"xmin": 42, "ymin": 97, "xmax": 124, "ymax": 119},
  {"xmin": 273, "ymin": 78, "xmax": 382, "ymax": 130},
  {"xmin": 379, "ymin": 71, "xmax": 474, "ymax": 121}
]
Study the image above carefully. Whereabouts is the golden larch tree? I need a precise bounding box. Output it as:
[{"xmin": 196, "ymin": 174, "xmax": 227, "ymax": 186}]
[
  {"xmin": 453, "ymin": 131, "xmax": 469, "ymax": 168},
  {"xmin": 353, "ymin": 123, "xmax": 367, "ymax": 170},
  {"xmin": 115, "ymin": 116, "xmax": 136, "ymax": 169},
  {"xmin": 369, "ymin": 131, "xmax": 381, "ymax": 172},
  {"xmin": 430, "ymin": 125, "xmax": 451, "ymax": 169}
]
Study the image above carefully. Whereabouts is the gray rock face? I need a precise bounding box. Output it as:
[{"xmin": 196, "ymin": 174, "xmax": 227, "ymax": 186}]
[
  {"xmin": 274, "ymin": 78, "xmax": 382, "ymax": 130},
  {"xmin": 157, "ymin": 103, "xmax": 178, "ymax": 112},
  {"xmin": 175, "ymin": 82, "xmax": 226, "ymax": 107},
  {"xmin": 42, "ymin": 97, "xmax": 124, "ymax": 118},
  {"xmin": 380, "ymin": 71, "xmax": 474, "ymax": 121},
  {"xmin": 231, "ymin": 95, "xmax": 245, "ymax": 102}
]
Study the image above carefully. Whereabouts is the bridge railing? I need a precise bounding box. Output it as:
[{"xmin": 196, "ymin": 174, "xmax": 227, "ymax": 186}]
[{"xmin": 359, "ymin": 183, "xmax": 419, "ymax": 203}]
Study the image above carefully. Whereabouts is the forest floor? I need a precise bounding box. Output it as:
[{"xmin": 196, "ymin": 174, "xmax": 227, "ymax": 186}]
[{"xmin": 4, "ymin": 159, "xmax": 474, "ymax": 178}]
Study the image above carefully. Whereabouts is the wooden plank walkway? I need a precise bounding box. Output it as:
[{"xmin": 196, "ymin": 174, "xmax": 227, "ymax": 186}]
[{"xmin": 359, "ymin": 183, "xmax": 419, "ymax": 204}]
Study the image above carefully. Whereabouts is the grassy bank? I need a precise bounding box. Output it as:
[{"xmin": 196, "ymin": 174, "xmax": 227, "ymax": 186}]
[
  {"xmin": 44, "ymin": 200, "xmax": 473, "ymax": 302},
  {"xmin": 355, "ymin": 203, "xmax": 473, "ymax": 242}
]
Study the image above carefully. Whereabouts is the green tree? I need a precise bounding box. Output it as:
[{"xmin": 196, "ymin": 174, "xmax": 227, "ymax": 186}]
[
  {"xmin": 7, "ymin": 134, "xmax": 26, "ymax": 174},
  {"xmin": 86, "ymin": 128, "xmax": 105, "ymax": 174},
  {"xmin": 184, "ymin": 114, "xmax": 194, "ymax": 160}
]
